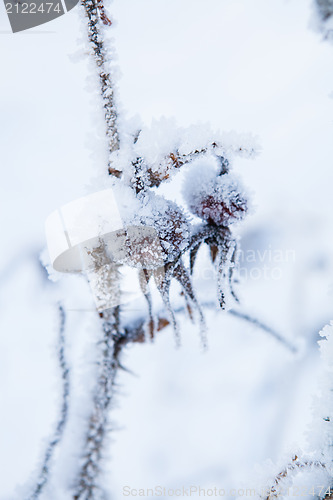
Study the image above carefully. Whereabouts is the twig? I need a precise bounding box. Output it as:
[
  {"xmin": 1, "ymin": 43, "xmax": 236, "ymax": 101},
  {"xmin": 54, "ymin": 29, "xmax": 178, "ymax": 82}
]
[
  {"xmin": 263, "ymin": 456, "xmax": 326, "ymax": 500},
  {"xmin": 72, "ymin": 307, "xmax": 122, "ymax": 499},
  {"xmin": 69, "ymin": 3, "xmax": 124, "ymax": 497},
  {"xmin": 117, "ymin": 298, "xmax": 297, "ymax": 355},
  {"xmin": 27, "ymin": 304, "xmax": 70, "ymax": 500},
  {"xmin": 82, "ymin": 0, "xmax": 119, "ymax": 168},
  {"xmin": 228, "ymin": 309, "xmax": 298, "ymax": 354}
]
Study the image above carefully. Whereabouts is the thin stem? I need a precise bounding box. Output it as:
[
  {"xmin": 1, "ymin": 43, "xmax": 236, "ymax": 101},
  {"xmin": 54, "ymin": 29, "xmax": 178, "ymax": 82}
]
[
  {"xmin": 82, "ymin": 0, "xmax": 120, "ymax": 167},
  {"xmin": 70, "ymin": 4, "xmax": 123, "ymax": 497},
  {"xmin": 228, "ymin": 309, "xmax": 298, "ymax": 353},
  {"xmin": 263, "ymin": 456, "xmax": 326, "ymax": 500},
  {"xmin": 119, "ymin": 300, "xmax": 297, "ymax": 355},
  {"xmin": 73, "ymin": 307, "xmax": 121, "ymax": 499},
  {"xmin": 28, "ymin": 304, "xmax": 70, "ymax": 500}
]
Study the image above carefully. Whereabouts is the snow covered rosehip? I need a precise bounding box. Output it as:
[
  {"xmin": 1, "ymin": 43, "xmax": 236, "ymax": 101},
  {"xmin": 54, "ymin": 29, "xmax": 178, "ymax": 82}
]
[
  {"xmin": 124, "ymin": 203, "xmax": 190, "ymax": 268},
  {"xmin": 149, "ymin": 200, "xmax": 190, "ymax": 262},
  {"xmin": 182, "ymin": 158, "xmax": 248, "ymax": 226},
  {"xmin": 113, "ymin": 187, "xmax": 190, "ymax": 268},
  {"xmin": 132, "ymin": 195, "xmax": 189, "ymax": 265}
]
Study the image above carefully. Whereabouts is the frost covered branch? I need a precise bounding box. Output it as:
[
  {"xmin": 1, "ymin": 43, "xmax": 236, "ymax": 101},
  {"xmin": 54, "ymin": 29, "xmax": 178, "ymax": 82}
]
[
  {"xmin": 28, "ymin": 304, "xmax": 69, "ymax": 500},
  {"xmin": 118, "ymin": 300, "xmax": 296, "ymax": 354},
  {"xmin": 72, "ymin": 308, "xmax": 120, "ymax": 499},
  {"xmin": 263, "ymin": 456, "xmax": 326, "ymax": 500},
  {"xmin": 63, "ymin": 4, "xmax": 126, "ymax": 497},
  {"xmin": 125, "ymin": 139, "xmax": 257, "ymax": 191},
  {"xmin": 82, "ymin": 0, "xmax": 119, "ymax": 167}
]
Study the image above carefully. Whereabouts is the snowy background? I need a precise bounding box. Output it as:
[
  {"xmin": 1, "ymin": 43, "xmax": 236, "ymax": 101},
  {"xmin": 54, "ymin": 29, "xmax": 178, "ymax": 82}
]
[{"xmin": 1, "ymin": 0, "xmax": 333, "ymax": 498}]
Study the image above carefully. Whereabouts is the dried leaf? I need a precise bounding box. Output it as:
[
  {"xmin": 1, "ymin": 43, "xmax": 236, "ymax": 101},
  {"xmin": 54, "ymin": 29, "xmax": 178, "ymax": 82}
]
[
  {"xmin": 186, "ymin": 303, "xmax": 194, "ymax": 321},
  {"xmin": 157, "ymin": 317, "xmax": 170, "ymax": 332},
  {"xmin": 210, "ymin": 244, "xmax": 218, "ymax": 263},
  {"xmin": 108, "ymin": 167, "xmax": 122, "ymax": 178},
  {"xmin": 97, "ymin": 0, "xmax": 112, "ymax": 25}
]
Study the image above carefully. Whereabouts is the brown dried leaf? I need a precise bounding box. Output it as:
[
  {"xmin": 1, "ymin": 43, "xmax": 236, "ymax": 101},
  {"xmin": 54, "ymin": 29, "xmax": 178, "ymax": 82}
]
[
  {"xmin": 108, "ymin": 167, "xmax": 122, "ymax": 178},
  {"xmin": 133, "ymin": 332, "xmax": 146, "ymax": 343},
  {"xmin": 97, "ymin": 0, "xmax": 112, "ymax": 25},
  {"xmin": 210, "ymin": 244, "xmax": 219, "ymax": 263},
  {"xmin": 157, "ymin": 317, "xmax": 170, "ymax": 332},
  {"xmin": 186, "ymin": 303, "xmax": 194, "ymax": 321}
]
